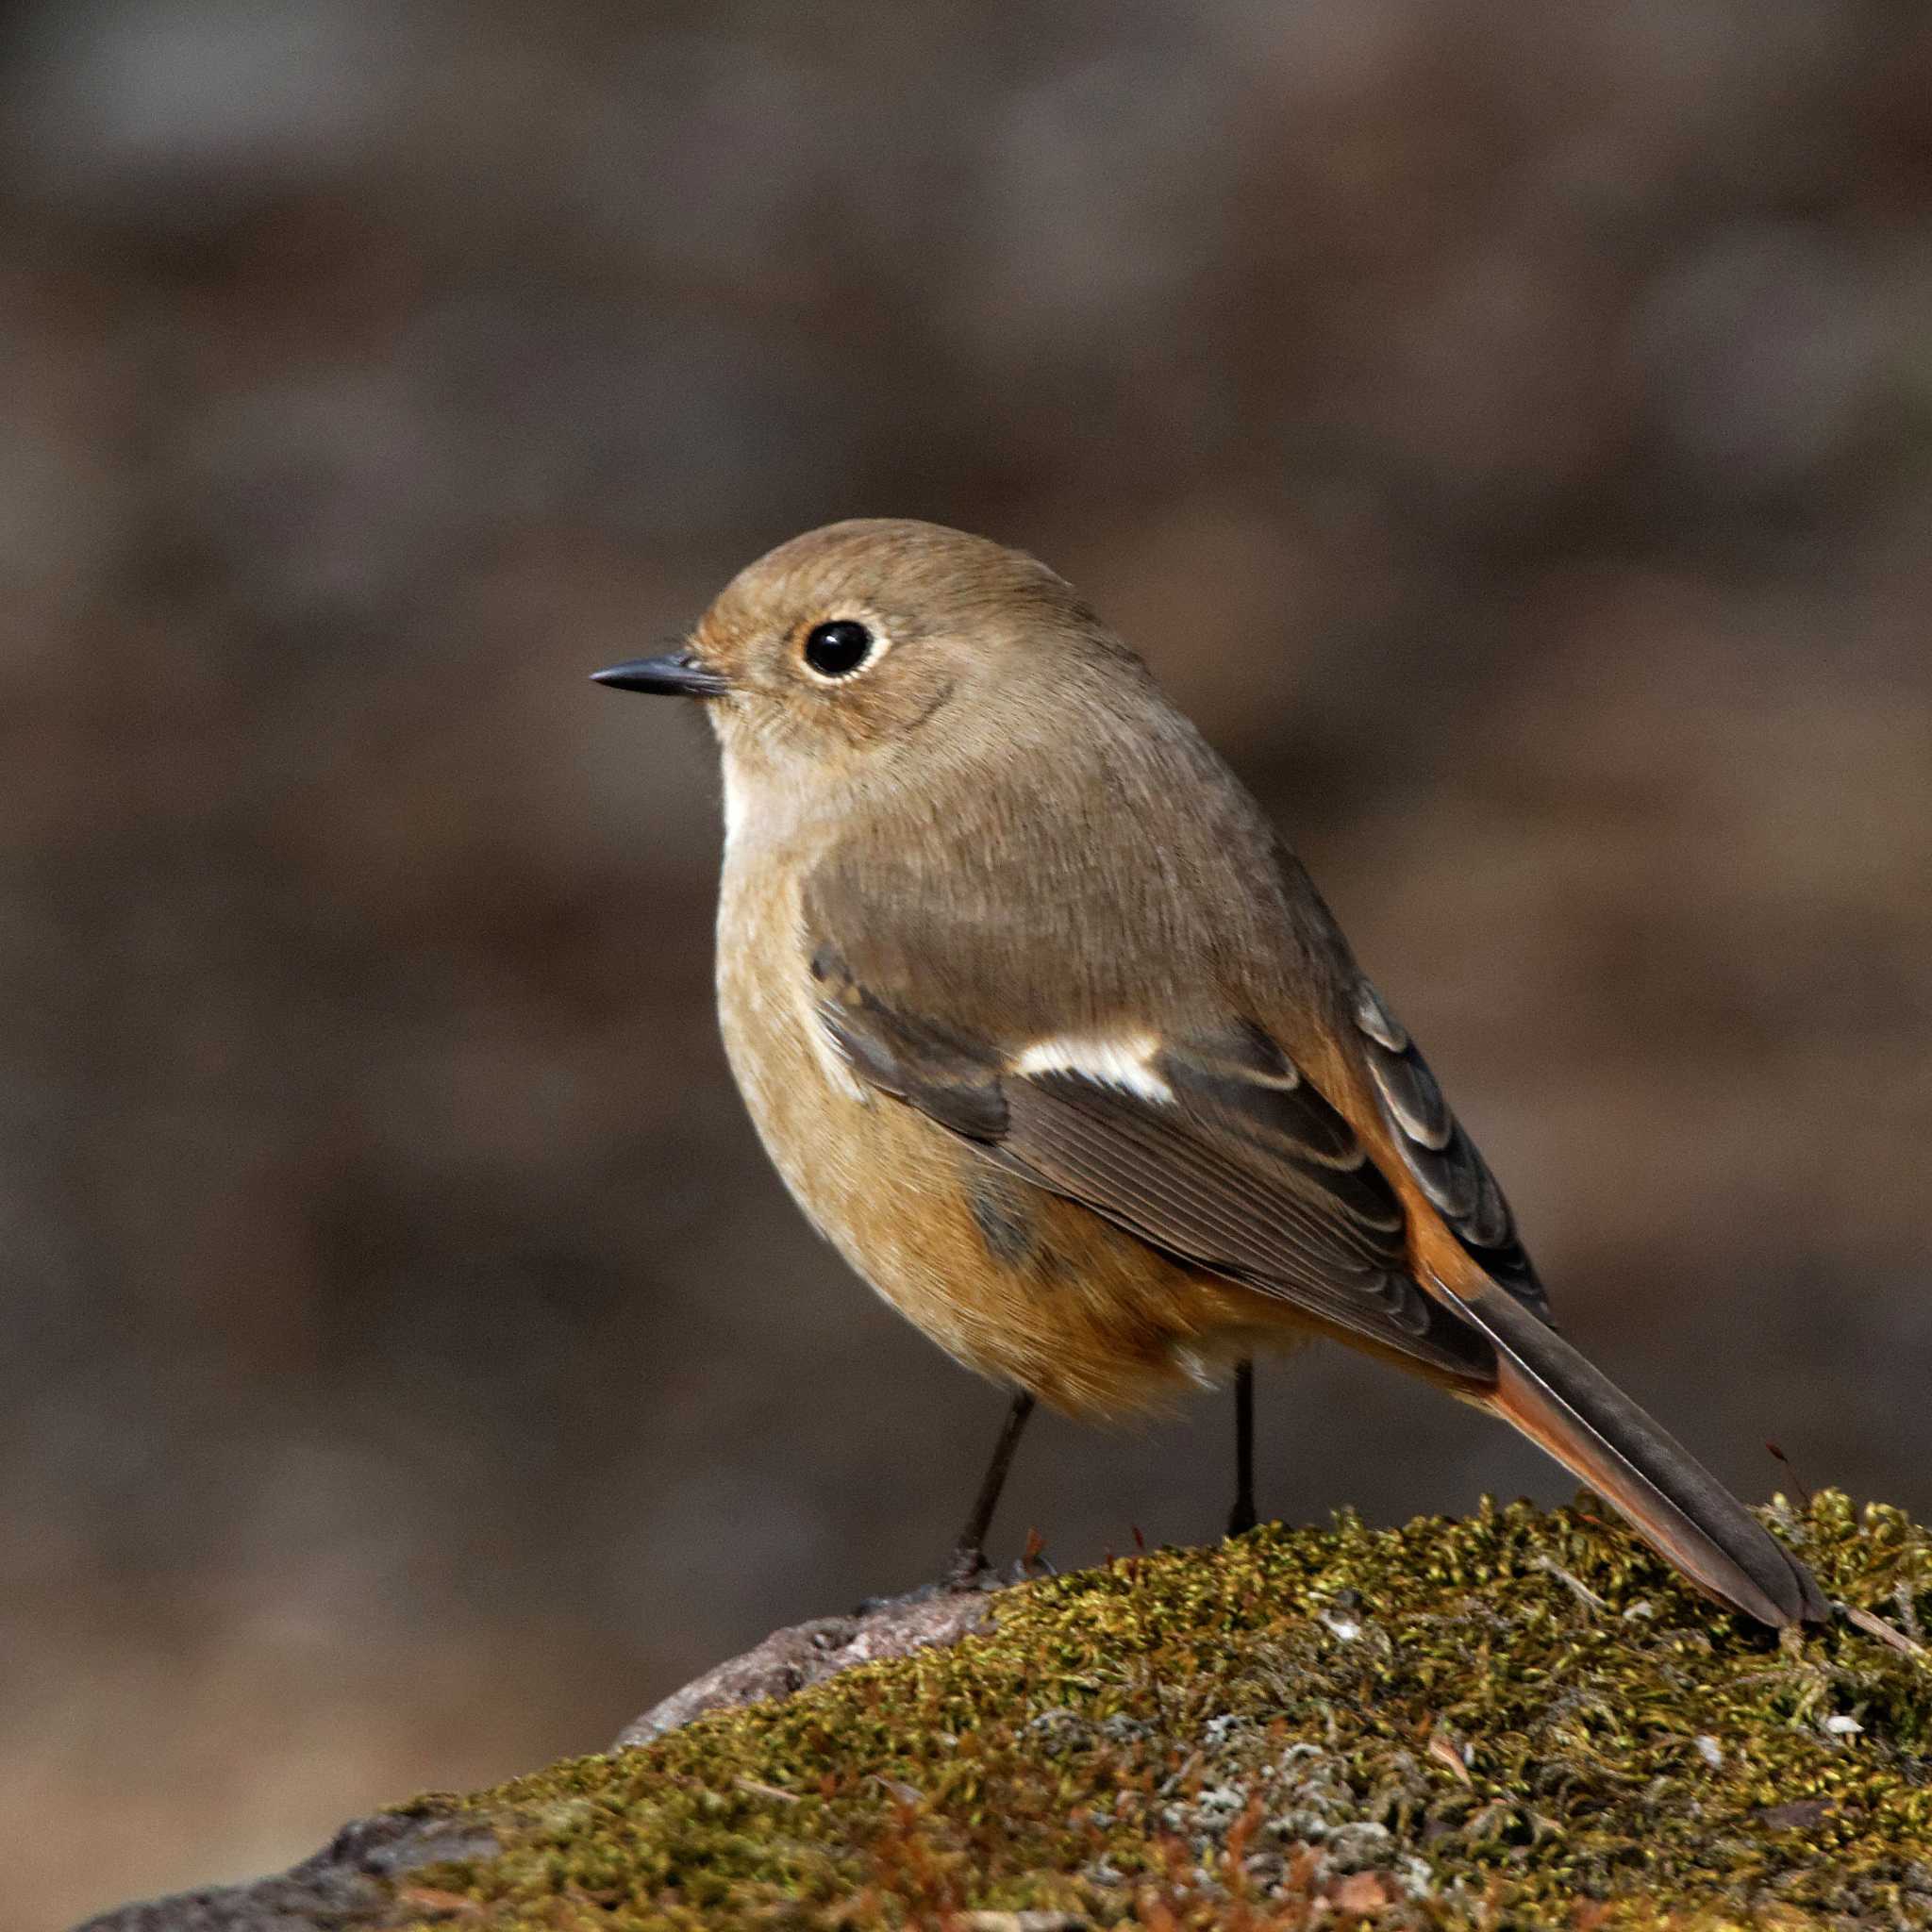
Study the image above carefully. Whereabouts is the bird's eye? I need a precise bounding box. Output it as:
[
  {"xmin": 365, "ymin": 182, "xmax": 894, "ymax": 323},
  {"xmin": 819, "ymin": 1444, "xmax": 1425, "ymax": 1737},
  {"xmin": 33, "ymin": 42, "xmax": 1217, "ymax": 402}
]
[{"xmin": 802, "ymin": 619, "xmax": 874, "ymax": 679}]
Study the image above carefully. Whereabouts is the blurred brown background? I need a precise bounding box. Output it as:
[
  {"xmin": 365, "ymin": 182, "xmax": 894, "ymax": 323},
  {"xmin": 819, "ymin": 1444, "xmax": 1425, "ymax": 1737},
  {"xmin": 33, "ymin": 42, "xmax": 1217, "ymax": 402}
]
[{"xmin": 4, "ymin": 3, "xmax": 1929, "ymax": 1925}]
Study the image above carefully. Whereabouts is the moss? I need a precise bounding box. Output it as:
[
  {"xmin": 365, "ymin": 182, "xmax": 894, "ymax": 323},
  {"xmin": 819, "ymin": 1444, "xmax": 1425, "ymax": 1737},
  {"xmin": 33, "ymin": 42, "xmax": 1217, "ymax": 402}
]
[{"xmin": 395, "ymin": 1492, "xmax": 1932, "ymax": 1929}]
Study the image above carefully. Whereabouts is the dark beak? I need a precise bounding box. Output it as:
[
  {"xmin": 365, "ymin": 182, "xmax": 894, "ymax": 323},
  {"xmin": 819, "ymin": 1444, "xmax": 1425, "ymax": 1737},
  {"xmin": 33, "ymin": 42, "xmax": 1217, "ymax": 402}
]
[{"xmin": 591, "ymin": 650, "xmax": 730, "ymax": 698}]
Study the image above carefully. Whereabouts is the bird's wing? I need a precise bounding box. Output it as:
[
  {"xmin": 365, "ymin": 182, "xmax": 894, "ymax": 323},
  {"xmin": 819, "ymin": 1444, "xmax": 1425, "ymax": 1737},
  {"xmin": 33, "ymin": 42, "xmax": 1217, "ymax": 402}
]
[{"xmin": 802, "ymin": 906, "xmax": 1494, "ymax": 1385}]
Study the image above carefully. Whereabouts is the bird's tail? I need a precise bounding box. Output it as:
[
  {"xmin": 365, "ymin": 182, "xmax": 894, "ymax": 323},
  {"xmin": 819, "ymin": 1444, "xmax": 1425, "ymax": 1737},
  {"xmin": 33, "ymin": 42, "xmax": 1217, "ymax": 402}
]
[{"xmin": 1437, "ymin": 1265, "xmax": 1828, "ymax": 1628}]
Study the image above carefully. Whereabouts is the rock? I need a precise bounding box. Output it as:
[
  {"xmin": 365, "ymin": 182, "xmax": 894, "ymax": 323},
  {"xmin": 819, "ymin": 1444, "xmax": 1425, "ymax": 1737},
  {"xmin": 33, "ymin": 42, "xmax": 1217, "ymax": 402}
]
[
  {"xmin": 614, "ymin": 1588, "xmax": 998, "ymax": 1747},
  {"xmin": 75, "ymin": 1810, "xmax": 502, "ymax": 1932},
  {"xmin": 73, "ymin": 1495, "xmax": 1932, "ymax": 1931}
]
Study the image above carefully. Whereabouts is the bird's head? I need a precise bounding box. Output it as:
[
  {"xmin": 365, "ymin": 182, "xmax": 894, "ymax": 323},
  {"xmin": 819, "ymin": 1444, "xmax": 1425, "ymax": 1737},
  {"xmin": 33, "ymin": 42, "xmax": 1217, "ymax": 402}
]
[{"xmin": 593, "ymin": 519, "xmax": 1145, "ymax": 814}]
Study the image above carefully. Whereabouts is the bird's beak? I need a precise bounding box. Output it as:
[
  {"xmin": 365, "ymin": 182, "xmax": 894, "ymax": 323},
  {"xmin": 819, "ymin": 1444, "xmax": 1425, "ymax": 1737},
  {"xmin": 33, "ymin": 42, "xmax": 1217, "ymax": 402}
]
[{"xmin": 590, "ymin": 649, "xmax": 730, "ymax": 698}]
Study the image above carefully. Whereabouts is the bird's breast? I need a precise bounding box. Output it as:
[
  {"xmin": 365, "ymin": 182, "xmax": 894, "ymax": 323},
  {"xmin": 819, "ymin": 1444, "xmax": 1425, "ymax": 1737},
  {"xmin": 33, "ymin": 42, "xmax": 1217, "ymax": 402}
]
[
  {"xmin": 715, "ymin": 857, "xmax": 996, "ymax": 1353},
  {"xmin": 712, "ymin": 855, "xmax": 1301, "ymax": 1416}
]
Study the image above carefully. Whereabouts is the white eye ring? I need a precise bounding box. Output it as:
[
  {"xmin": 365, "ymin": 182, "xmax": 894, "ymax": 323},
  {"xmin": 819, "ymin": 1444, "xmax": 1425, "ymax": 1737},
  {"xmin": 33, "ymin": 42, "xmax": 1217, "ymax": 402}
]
[{"xmin": 800, "ymin": 618, "xmax": 878, "ymax": 680}]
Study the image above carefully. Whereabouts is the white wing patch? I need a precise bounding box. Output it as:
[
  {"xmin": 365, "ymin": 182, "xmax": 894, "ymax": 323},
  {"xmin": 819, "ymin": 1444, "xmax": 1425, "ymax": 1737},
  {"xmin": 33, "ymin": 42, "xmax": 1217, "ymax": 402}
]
[{"xmin": 1012, "ymin": 1032, "xmax": 1174, "ymax": 1105}]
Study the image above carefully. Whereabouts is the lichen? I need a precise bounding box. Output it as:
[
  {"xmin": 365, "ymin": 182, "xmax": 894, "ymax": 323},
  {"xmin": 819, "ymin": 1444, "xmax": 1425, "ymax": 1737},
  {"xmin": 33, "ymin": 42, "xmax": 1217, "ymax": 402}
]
[{"xmin": 392, "ymin": 1491, "xmax": 1932, "ymax": 1929}]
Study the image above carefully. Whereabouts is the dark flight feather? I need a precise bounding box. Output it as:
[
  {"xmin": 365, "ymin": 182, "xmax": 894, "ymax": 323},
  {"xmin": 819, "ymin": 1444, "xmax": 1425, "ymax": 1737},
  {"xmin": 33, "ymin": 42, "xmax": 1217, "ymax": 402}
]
[{"xmin": 1352, "ymin": 982, "xmax": 1550, "ymax": 1319}]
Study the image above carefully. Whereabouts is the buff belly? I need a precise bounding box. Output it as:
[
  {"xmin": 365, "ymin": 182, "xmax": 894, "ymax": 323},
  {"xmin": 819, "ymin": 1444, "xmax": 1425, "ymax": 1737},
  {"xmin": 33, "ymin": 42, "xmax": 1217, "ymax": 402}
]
[{"xmin": 715, "ymin": 873, "xmax": 1302, "ymax": 1419}]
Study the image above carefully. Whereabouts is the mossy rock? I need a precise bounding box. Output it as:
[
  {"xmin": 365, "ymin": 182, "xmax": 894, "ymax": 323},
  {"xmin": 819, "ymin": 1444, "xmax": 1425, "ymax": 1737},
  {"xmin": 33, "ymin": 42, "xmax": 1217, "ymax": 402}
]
[{"xmin": 99, "ymin": 1493, "xmax": 1932, "ymax": 1930}]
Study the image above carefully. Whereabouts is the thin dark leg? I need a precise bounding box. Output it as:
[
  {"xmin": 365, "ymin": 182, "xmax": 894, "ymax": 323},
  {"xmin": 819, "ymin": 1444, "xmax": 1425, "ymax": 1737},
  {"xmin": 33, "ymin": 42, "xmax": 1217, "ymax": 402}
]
[
  {"xmin": 947, "ymin": 1391, "xmax": 1037, "ymax": 1583},
  {"xmin": 1227, "ymin": 1357, "xmax": 1257, "ymax": 1537}
]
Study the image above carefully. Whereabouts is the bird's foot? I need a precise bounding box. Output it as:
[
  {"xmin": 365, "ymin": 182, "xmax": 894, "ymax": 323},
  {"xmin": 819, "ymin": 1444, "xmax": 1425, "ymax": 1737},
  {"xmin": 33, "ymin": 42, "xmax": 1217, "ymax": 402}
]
[{"xmin": 854, "ymin": 1535, "xmax": 1049, "ymax": 1618}]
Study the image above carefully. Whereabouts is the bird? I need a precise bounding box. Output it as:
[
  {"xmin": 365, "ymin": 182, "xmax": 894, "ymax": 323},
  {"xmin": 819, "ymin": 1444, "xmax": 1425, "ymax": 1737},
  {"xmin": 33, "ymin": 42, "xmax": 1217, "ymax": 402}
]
[{"xmin": 592, "ymin": 517, "xmax": 1826, "ymax": 1629}]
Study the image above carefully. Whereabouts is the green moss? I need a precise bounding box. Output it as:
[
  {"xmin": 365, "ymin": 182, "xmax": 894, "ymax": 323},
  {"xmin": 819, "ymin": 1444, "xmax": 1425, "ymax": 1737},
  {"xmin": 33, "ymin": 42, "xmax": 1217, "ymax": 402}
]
[{"xmin": 395, "ymin": 1491, "xmax": 1932, "ymax": 1929}]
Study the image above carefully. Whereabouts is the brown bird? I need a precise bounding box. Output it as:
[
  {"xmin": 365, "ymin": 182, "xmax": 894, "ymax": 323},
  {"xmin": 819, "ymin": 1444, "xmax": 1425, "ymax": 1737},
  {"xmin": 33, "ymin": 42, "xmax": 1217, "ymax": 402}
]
[{"xmin": 593, "ymin": 517, "xmax": 1825, "ymax": 1628}]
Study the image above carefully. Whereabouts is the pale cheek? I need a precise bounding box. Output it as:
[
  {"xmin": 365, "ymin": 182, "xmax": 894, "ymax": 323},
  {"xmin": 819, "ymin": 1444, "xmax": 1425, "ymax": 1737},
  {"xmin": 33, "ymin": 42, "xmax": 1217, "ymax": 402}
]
[{"xmin": 720, "ymin": 765, "xmax": 748, "ymax": 852}]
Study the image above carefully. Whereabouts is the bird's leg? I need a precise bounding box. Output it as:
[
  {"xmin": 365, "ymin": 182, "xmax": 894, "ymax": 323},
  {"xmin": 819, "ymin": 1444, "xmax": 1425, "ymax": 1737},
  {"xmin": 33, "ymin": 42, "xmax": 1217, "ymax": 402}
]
[
  {"xmin": 946, "ymin": 1390, "xmax": 1037, "ymax": 1586},
  {"xmin": 1227, "ymin": 1357, "xmax": 1258, "ymax": 1537}
]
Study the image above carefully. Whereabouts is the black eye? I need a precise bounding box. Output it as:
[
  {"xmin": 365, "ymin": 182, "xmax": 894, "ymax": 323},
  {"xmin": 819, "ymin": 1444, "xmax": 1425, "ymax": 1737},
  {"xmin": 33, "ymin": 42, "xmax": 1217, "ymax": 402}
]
[{"xmin": 803, "ymin": 619, "xmax": 874, "ymax": 678}]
